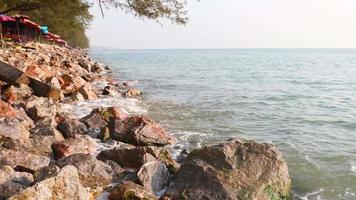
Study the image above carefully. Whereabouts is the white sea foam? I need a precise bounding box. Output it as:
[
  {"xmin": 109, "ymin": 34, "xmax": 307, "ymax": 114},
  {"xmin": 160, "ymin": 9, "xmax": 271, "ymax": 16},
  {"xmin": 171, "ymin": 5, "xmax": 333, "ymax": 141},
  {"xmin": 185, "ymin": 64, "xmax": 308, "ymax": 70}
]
[
  {"xmin": 69, "ymin": 95, "xmax": 147, "ymax": 118},
  {"xmin": 294, "ymin": 188, "xmax": 324, "ymax": 200},
  {"xmin": 350, "ymin": 162, "xmax": 356, "ymax": 173},
  {"xmin": 170, "ymin": 130, "xmax": 208, "ymax": 158}
]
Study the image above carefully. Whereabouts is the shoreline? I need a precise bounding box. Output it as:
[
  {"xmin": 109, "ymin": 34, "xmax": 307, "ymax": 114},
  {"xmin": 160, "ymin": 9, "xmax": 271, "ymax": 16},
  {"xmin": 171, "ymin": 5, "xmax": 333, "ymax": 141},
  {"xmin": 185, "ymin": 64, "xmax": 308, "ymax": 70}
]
[{"xmin": 0, "ymin": 41, "xmax": 291, "ymax": 200}]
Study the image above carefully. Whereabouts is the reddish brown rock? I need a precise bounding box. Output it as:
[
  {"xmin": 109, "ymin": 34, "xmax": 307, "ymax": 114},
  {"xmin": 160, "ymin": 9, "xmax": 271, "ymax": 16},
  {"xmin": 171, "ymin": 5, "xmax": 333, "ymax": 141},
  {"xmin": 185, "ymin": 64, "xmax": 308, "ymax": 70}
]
[
  {"xmin": 165, "ymin": 139, "xmax": 291, "ymax": 200},
  {"xmin": 0, "ymin": 148, "xmax": 50, "ymax": 171},
  {"xmin": 57, "ymin": 118, "xmax": 88, "ymax": 138},
  {"xmin": 60, "ymin": 74, "xmax": 87, "ymax": 93},
  {"xmin": 51, "ymin": 135, "xmax": 96, "ymax": 160},
  {"xmin": 110, "ymin": 115, "xmax": 175, "ymax": 146},
  {"xmin": 0, "ymin": 100, "xmax": 17, "ymax": 118},
  {"xmin": 78, "ymin": 83, "xmax": 98, "ymax": 100},
  {"xmin": 51, "ymin": 142, "xmax": 71, "ymax": 160},
  {"xmin": 97, "ymin": 147, "xmax": 156, "ymax": 172},
  {"xmin": 80, "ymin": 112, "xmax": 108, "ymax": 130}
]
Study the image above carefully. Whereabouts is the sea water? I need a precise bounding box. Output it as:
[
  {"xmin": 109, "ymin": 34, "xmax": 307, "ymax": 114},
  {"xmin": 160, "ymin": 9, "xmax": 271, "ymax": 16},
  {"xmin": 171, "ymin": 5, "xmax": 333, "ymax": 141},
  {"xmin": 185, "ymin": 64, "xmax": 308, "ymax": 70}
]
[{"xmin": 89, "ymin": 48, "xmax": 356, "ymax": 200}]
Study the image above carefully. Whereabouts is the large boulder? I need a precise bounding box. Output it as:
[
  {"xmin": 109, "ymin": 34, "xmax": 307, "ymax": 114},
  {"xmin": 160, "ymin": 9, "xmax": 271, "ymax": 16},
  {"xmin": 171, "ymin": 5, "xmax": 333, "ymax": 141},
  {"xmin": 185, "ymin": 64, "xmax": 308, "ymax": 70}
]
[
  {"xmin": 22, "ymin": 96, "xmax": 60, "ymax": 122},
  {"xmin": 60, "ymin": 74, "xmax": 87, "ymax": 93},
  {"xmin": 165, "ymin": 139, "xmax": 291, "ymax": 200},
  {"xmin": 57, "ymin": 118, "xmax": 88, "ymax": 138},
  {"xmin": 80, "ymin": 107, "xmax": 128, "ymax": 127},
  {"xmin": 0, "ymin": 166, "xmax": 34, "ymax": 199},
  {"xmin": 80, "ymin": 107, "xmax": 128, "ymax": 141},
  {"xmin": 137, "ymin": 160, "xmax": 170, "ymax": 195},
  {"xmin": 97, "ymin": 147, "xmax": 156, "ymax": 172},
  {"xmin": 0, "ymin": 148, "xmax": 50, "ymax": 171},
  {"xmin": 33, "ymin": 165, "xmax": 60, "ymax": 183},
  {"xmin": 9, "ymin": 165, "xmax": 91, "ymax": 200},
  {"xmin": 108, "ymin": 181, "xmax": 158, "ymax": 200},
  {"xmin": 56, "ymin": 153, "xmax": 113, "ymax": 188},
  {"xmin": 51, "ymin": 135, "xmax": 96, "ymax": 160},
  {"xmin": 97, "ymin": 146, "xmax": 178, "ymax": 173},
  {"xmin": 110, "ymin": 116, "xmax": 175, "ymax": 146}
]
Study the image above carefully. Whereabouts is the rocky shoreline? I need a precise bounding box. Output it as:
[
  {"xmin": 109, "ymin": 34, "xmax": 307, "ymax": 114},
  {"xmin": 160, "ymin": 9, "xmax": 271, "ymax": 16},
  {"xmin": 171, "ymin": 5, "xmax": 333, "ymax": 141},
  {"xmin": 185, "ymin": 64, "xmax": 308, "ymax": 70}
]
[{"xmin": 0, "ymin": 41, "xmax": 291, "ymax": 200}]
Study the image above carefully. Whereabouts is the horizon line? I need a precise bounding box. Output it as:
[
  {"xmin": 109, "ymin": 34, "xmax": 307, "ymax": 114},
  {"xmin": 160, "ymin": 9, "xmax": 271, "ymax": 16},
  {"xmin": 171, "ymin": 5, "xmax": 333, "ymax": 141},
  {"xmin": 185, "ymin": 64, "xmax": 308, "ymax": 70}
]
[{"xmin": 89, "ymin": 46, "xmax": 356, "ymax": 50}]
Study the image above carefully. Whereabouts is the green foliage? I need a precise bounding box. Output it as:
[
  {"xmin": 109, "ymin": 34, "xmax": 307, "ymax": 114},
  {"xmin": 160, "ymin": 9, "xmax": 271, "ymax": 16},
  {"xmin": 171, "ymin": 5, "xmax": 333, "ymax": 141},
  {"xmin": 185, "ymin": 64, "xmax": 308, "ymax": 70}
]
[
  {"xmin": 99, "ymin": 0, "xmax": 188, "ymax": 25},
  {"xmin": 0, "ymin": 0, "xmax": 190, "ymax": 47},
  {"xmin": 0, "ymin": 0, "xmax": 93, "ymax": 48}
]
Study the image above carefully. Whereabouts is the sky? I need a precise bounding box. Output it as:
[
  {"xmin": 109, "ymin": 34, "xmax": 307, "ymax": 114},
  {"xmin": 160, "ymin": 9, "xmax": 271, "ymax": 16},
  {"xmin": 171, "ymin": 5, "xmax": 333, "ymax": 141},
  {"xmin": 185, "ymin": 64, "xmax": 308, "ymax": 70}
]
[{"xmin": 86, "ymin": 0, "xmax": 356, "ymax": 49}]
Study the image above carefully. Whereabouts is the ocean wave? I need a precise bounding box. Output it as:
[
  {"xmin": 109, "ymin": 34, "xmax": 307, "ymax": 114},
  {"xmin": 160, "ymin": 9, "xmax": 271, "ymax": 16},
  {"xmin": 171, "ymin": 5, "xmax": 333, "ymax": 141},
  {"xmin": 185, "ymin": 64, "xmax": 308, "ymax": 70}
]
[
  {"xmin": 294, "ymin": 188, "xmax": 324, "ymax": 200},
  {"xmin": 69, "ymin": 96, "xmax": 147, "ymax": 118}
]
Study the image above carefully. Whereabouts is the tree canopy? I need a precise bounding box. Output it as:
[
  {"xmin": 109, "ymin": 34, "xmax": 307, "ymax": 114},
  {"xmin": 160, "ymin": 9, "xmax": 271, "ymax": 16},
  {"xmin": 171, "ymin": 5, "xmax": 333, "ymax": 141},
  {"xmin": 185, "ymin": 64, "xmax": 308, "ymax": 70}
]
[{"xmin": 0, "ymin": 0, "xmax": 189, "ymax": 47}]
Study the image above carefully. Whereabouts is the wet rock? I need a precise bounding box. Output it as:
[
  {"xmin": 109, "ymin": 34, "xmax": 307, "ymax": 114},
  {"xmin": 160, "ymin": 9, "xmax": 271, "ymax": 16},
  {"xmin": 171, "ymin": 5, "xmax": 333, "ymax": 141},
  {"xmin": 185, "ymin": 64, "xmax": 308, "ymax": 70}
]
[
  {"xmin": 110, "ymin": 115, "xmax": 175, "ymax": 146},
  {"xmin": 9, "ymin": 165, "xmax": 90, "ymax": 200},
  {"xmin": 116, "ymin": 171, "xmax": 140, "ymax": 184},
  {"xmin": 176, "ymin": 149, "xmax": 189, "ymax": 163},
  {"xmin": 0, "ymin": 166, "xmax": 34, "ymax": 199},
  {"xmin": 138, "ymin": 161, "xmax": 170, "ymax": 195},
  {"xmin": 80, "ymin": 107, "xmax": 128, "ymax": 140},
  {"xmin": 0, "ymin": 148, "xmax": 50, "ymax": 171},
  {"xmin": 78, "ymin": 83, "xmax": 98, "ymax": 100},
  {"xmin": 56, "ymin": 153, "xmax": 113, "ymax": 188},
  {"xmin": 97, "ymin": 147, "xmax": 156, "ymax": 172},
  {"xmin": 143, "ymin": 146, "xmax": 180, "ymax": 173},
  {"xmin": 165, "ymin": 139, "xmax": 291, "ymax": 200},
  {"xmin": 101, "ymin": 107, "xmax": 129, "ymax": 121},
  {"xmin": 108, "ymin": 181, "xmax": 158, "ymax": 200},
  {"xmin": 33, "ymin": 165, "xmax": 60, "ymax": 183},
  {"xmin": 92, "ymin": 62, "xmax": 104, "ymax": 73},
  {"xmin": 71, "ymin": 91, "xmax": 85, "ymax": 101},
  {"xmin": 80, "ymin": 111, "xmax": 108, "ymax": 130},
  {"xmin": 102, "ymin": 85, "xmax": 120, "ymax": 96},
  {"xmin": 57, "ymin": 118, "xmax": 88, "ymax": 138},
  {"xmin": 52, "ymin": 135, "xmax": 96, "ymax": 160},
  {"xmin": 125, "ymin": 88, "xmax": 142, "ymax": 97},
  {"xmin": 0, "ymin": 100, "xmax": 17, "ymax": 118}
]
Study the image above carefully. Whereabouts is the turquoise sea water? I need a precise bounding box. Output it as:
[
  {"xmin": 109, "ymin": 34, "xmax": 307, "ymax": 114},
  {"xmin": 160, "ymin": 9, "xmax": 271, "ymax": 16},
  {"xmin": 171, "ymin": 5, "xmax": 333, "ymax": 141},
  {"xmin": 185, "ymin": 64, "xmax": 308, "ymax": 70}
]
[{"xmin": 90, "ymin": 49, "xmax": 356, "ymax": 200}]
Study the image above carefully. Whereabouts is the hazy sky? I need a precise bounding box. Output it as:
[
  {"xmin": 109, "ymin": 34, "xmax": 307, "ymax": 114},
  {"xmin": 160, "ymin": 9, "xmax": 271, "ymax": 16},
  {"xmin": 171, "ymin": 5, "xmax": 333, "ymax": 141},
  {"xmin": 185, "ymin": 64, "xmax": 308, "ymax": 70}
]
[{"xmin": 86, "ymin": 0, "xmax": 356, "ymax": 49}]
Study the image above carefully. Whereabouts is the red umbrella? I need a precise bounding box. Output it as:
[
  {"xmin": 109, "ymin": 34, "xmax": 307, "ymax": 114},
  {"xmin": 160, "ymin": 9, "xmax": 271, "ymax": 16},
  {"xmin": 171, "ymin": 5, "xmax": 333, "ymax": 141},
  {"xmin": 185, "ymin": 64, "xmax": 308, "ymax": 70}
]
[{"xmin": 0, "ymin": 15, "xmax": 15, "ymax": 22}]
